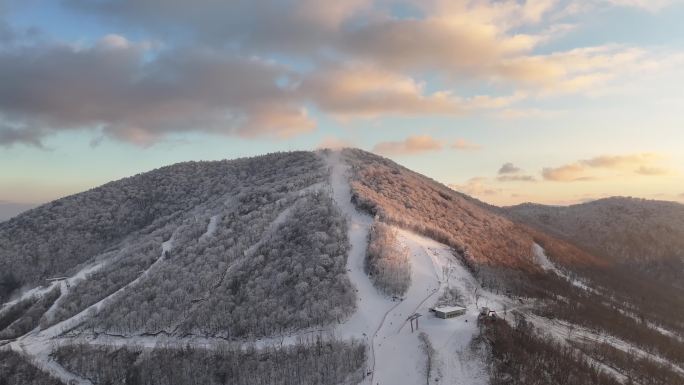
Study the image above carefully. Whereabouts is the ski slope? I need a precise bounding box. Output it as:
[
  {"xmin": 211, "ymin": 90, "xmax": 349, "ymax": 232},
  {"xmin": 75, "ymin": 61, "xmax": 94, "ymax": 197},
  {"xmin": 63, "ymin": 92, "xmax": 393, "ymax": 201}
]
[
  {"xmin": 370, "ymin": 230, "xmax": 490, "ymax": 385},
  {"xmin": 4, "ymin": 230, "xmax": 179, "ymax": 385},
  {"xmin": 324, "ymin": 150, "xmax": 394, "ymax": 382},
  {"xmin": 325, "ymin": 150, "xmax": 490, "ymax": 385}
]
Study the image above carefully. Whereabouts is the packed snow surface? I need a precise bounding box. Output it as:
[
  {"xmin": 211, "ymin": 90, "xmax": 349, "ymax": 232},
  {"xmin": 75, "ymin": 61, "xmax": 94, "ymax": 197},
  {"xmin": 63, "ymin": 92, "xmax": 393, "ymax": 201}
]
[{"xmin": 325, "ymin": 150, "xmax": 490, "ymax": 385}]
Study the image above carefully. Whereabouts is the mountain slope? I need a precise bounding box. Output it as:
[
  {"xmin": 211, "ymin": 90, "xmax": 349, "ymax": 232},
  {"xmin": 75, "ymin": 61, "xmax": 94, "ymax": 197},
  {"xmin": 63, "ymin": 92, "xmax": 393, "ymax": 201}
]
[
  {"xmin": 0, "ymin": 152, "xmax": 326, "ymax": 299},
  {"xmin": 506, "ymin": 197, "xmax": 684, "ymax": 263},
  {"xmin": 343, "ymin": 148, "xmax": 604, "ymax": 270},
  {"xmin": 1, "ymin": 149, "xmax": 683, "ymax": 385}
]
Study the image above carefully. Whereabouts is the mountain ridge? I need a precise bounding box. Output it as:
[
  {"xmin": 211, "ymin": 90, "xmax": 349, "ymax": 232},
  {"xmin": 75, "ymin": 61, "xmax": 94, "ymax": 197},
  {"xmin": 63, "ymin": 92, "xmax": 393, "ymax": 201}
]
[{"xmin": 1, "ymin": 148, "xmax": 683, "ymax": 385}]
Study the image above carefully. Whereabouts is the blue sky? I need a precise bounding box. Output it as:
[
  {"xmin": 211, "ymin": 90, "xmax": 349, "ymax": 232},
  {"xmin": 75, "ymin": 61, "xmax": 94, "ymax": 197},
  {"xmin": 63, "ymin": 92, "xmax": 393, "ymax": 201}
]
[{"xmin": 1, "ymin": 0, "xmax": 683, "ymax": 216}]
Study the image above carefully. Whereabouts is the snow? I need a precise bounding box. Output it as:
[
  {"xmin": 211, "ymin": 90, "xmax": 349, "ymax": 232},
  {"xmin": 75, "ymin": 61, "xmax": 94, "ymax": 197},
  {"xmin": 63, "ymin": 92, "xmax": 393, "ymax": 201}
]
[
  {"xmin": 526, "ymin": 313, "xmax": 684, "ymax": 377},
  {"xmin": 324, "ymin": 150, "xmax": 490, "ymax": 385},
  {"xmin": 324, "ymin": 150, "xmax": 394, "ymax": 382},
  {"xmin": 200, "ymin": 215, "xmax": 220, "ymax": 240},
  {"xmin": 161, "ymin": 237, "xmax": 174, "ymax": 257},
  {"xmin": 12, "ymin": 339, "xmax": 93, "ymax": 385},
  {"xmin": 1, "ymin": 259, "xmax": 107, "ymax": 314},
  {"xmin": 244, "ymin": 203, "xmax": 297, "ymax": 258},
  {"xmin": 434, "ymin": 305, "xmax": 467, "ymax": 313},
  {"xmin": 2, "ymin": 231, "xmax": 179, "ymax": 384},
  {"xmin": 1, "ymin": 285, "xmax": 55, "ymax": 311},
  {"xmin": 532, "ymin": 243, "xmax": 593, "ymax": 292},
  {"xmin": 5, "ymin": 150, "xmax": 680, "ymax": 384},
  {"xmin": 651, "ymin": 324, "xmax": 684, "ymax": 343},
  {"xmin": 372, "ymin": 229, "xmax": 490, "ymax": 385},
  {"xmin": 532, "ymin": 243, "xmax": 558, "ymax": 272}
]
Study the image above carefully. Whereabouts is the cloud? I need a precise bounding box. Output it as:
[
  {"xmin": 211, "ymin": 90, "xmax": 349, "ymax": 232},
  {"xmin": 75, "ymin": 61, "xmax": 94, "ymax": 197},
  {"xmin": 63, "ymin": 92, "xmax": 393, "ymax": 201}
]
[
  {"xmin": 0, "ymin": 124, "xmax": 47, "ymax": 148},
  {"xmin": 62, "ymin": 0, "xmax": 673, "ymax": 97},
  {"xmin": 64, "ymin": 0, "xmax": 371, "ymax": 52},
  {"xmin": 0, "ymin": 35, "xmax": 314, "ymax": 147},
  {"xmin": 452, "ymin": 139, "xmax": 481, "ymax": 150},
  {"xmin": 0, "ymin": 20, "xmax": 12, "ymax": 44},
  {"xmin": 498, "ymin": 162, "xmax": 522, "ymax": 174},
  {"xmin": 497, "ymin": 107, "xmax": 563, "ymax": 119},
  {"xmin": 605, "ymin": 0, "xmax": 677, "ymax": 12},
  {"xmin": 449, "ymin": 177, "xmax": 501, "ymax": 197},
  {"xmin": 1, "ymin": 1, "xmax": 679, "ymax": 148},
  {"xmin": 496, "ymin": 162, "xmax": 536, "ymax": 181},
  {"xmin": 373, "ymin": 135, "xmax": 444, "ymax": 156},
  {"xmin": 635, "ymin": 166, "xmax": 670, "ymax": 176},
  {"xmin": 301, "ymin": 64, "xmax": 520, "ymax": 119},
  {"xmin": 542, "ymin": 153, "xmax": 669, "ymax": 181},
  {"xmin": 542, "ymin": 163, "xmax": 592, "ymax": 181},
  {"xmin": 497, "ymin": 175, "xmax": 537, "ymax": 182}
]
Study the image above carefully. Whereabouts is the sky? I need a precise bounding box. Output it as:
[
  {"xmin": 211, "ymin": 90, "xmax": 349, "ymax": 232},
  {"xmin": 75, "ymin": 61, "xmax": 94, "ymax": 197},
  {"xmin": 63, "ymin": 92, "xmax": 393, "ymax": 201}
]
[{"xmin": 1, "ymin": 0, "xmax": 683, "ymax": 219}]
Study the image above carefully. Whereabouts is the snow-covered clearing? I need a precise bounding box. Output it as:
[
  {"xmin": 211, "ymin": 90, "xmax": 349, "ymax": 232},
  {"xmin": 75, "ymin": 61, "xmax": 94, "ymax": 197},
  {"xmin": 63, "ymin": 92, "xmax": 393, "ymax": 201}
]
[
  {"xmin": 532, "ymin": 243, "xmax": 684, "ymax": 358},
  {"xmin": 369, "ymin": 230, "xmax": 490, "ymax": 385},
  {"xmin": 3, "ymin": 230, "xmax": 179, "ymax": 384},
  {"xmin": 529, "ymin": 244, "xmax": 684, "ymax": 379},
  {"xmin": 243, "ymin": 202, "xmax": 298, "ymax": 259},
  {"xmin": 324, "ymin": 150, "xmax": 393, "ymax": 382},
  {"xmin": 1, "ymin": 258, "xmax": 108, "ymax": 315},
  {"xmin": 324, "ymin": 150, "xmax": 491, "ymax": 385},
  {"xmin": 1, "ymin": 285, "xmax": 55, "ymax": 313},
  {"xmin": 199, "ymin": 214, "xmax": 220, "ymax": 240},
  {"xmin": 526, "ymin": 313, "xmax": 684, "ymax": 377},
  {"xmin": 651, "ymin": 324, "xmax": 684, "ymax": 343},
  {"xmin": 532, "ymin": 243, "xmax": 593, "ymax": 292}
]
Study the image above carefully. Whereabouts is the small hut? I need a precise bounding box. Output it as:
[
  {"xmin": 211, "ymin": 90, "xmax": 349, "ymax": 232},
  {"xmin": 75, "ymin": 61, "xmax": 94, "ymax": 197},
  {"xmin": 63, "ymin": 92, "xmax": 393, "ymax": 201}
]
[{"xmin": 431, "ymin": 305, "xmax": 466, "ymax": 319}]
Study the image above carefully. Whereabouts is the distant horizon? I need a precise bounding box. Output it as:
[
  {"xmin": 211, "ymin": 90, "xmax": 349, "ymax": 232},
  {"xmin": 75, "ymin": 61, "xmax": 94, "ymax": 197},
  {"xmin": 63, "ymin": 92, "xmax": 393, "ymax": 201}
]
[{"xmin": 2, "ymin": 1, "xmax": 683, "ymax": 209}]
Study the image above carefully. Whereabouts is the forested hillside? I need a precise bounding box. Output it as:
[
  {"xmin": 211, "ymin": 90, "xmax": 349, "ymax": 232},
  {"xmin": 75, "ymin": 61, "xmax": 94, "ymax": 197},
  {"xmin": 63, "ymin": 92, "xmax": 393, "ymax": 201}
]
[
  {"xmin": 506, "ymin": 198, "xmax": 684, "ymax": 286},
  {"xmin": 0, "ymin": 152, "xmax": 325, "ymax": 301},
  {"xmin": 343, "ymin": 149, "xmax": 535, "ymax": 268},
  {"xmin": 2, "ymin": 151, "xmax": 358, "ymax": 340},
  {"xmin": 507, "ymin": 197, "xmax": 684, "ymax": 262},
  {"xmin": 342, "ymin": 149, "xmax": 684, "ymax": 376},
  {"xmin": 1, "ymin": 148, "xmax": 683, "ymax": 385}
]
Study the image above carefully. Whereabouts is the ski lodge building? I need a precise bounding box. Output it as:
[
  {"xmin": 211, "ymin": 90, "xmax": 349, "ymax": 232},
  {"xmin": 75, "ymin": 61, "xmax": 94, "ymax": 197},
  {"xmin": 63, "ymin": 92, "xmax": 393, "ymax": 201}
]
[{"xmin": 431, "ymin": 305, "xmax": 466, "ymax": 319}]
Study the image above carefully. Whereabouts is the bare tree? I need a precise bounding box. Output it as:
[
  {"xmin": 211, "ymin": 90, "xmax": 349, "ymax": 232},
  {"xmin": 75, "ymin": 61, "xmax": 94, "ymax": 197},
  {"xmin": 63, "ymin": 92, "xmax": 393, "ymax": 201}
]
[{"xmin": 418, "ymin": 332, "xmax": 437, "ymax": 385}]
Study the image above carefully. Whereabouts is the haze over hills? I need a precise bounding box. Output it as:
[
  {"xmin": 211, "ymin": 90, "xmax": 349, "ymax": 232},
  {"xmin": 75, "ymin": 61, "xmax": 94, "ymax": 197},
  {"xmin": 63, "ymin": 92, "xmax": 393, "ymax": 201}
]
[
  {"xmin": 1, "ymin": 149, "xmax": 683, "ymax": 385},
  {"xmin": 506, "ymin": 197, "xmax": 684, "ymax": 263}
]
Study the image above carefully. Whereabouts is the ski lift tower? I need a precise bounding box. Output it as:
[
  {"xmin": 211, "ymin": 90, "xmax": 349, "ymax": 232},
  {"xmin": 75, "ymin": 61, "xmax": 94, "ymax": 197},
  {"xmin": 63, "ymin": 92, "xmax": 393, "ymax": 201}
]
[{"xmin": 407, "ymin": 313, "xmax": 422, "ymax": 333}]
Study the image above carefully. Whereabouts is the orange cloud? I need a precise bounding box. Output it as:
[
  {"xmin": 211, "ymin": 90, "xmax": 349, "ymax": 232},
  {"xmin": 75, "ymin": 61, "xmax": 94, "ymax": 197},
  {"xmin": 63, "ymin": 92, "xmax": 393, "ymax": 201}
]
[
  {"xmin": 373, "ymin": 135, "xmax": 444, "ymax": 155},
  {"xmin": 542, "ymin": 153, "xmax": 670, "ymax": 181},
  {"xmin": 452, "ymin": 139, "xmax": 482, "ymax": 150},
  {"xmin": 449, "ymin": 177, "xmax": 501, "ymax": 196}
]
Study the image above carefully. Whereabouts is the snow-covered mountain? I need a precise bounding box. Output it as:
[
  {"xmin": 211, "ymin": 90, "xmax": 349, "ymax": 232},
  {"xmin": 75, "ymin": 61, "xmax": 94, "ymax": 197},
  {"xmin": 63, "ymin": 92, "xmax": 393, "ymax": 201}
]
[
  {"xmin": 506, "ymin": 197, "xmax": 684, "ymax": 262},
  {"xmin": 1, "ymin": 149, "xmax": 683, "ymax": 385}
]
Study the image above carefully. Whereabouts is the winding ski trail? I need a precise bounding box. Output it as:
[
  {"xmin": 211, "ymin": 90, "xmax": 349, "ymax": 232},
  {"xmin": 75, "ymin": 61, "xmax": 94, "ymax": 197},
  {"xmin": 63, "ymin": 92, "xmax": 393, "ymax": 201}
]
[{"xmin": 324, "ymin": 150, "xmax": 490, "ymax": 385}]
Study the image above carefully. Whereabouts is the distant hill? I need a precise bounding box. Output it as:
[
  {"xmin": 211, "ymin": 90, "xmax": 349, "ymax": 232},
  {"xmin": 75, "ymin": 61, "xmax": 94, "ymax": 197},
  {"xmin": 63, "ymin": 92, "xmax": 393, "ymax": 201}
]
[{"xmin": 506, "ymin": 197, "xmax": 684, "ymax": 263}]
